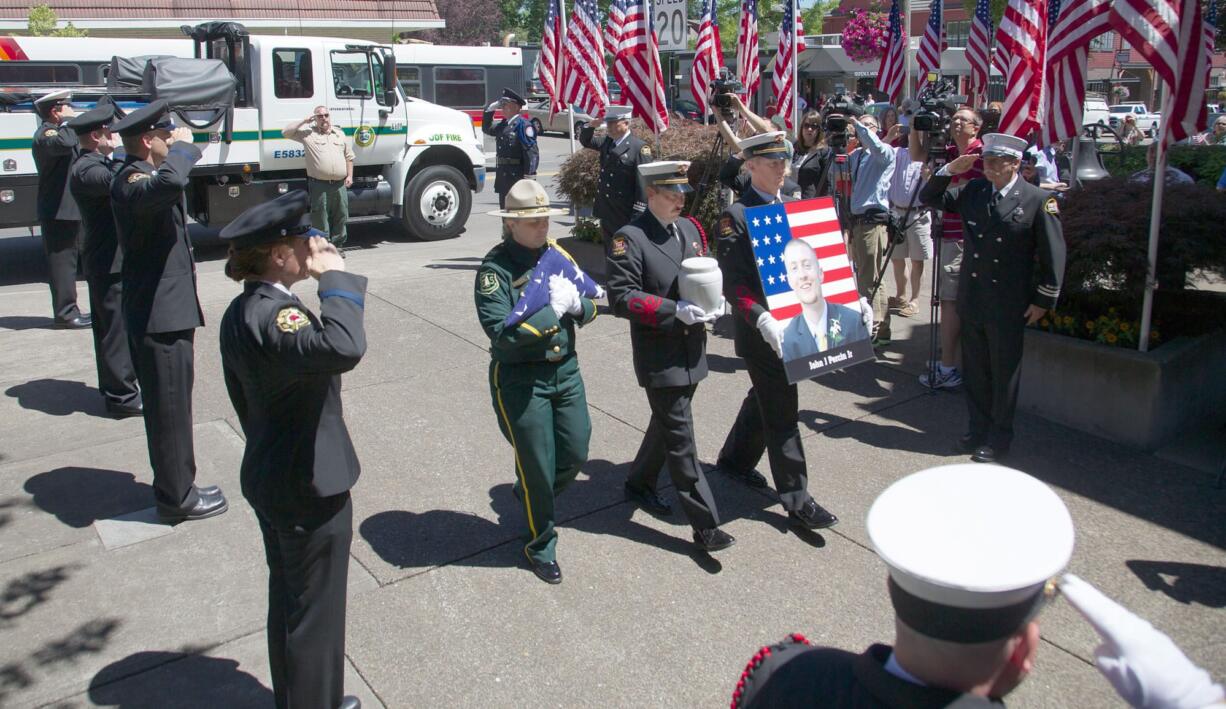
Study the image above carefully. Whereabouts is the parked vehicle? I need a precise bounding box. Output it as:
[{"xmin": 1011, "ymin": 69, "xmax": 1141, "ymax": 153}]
[
  {"xmin": 521, "ymin": 99, "xmax": 592, "ymax": 136},
  {"xmin": 391, "ymin": 44, "xmax": 524, "ymax": 130},
  {"xmin": 1108, "ymin": 103, "xmax": 1160, "ymax": 137},
  {"xmin": 1082, "ymin": 98, "xmax": 1110, "ymax": 129},
  {"xmin": 0, "ymin": 23, "xmax": 485, "ymax": 240}
]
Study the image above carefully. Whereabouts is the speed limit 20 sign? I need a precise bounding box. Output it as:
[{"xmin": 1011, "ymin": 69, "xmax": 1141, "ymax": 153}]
[{"xmin": 654, "ymin": 0, "xmax": 688, "ymax": 52}]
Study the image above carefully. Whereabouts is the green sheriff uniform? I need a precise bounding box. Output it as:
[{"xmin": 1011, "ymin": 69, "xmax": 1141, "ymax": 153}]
[{"xmin": 475, "ymin": 237, "xmax": 599, "ymax": 571}]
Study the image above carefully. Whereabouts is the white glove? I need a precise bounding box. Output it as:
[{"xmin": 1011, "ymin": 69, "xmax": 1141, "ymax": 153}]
[
  {"xmin": 858, "ymin": 296, "xmax": 874, "ymax": 333},
  {"xmin": 548, "ymin": 275, "xmax": 583, "ymax": 318},
  {"xmin": 756, "ymin": 311, "xmax": 785, "ymax": 358},
  {"xmin": 1059, "ymin": 574, "xmax": 1225, "ymax": 709},
  {"xmin": 676, "ymin": 300, "xmax": 717, "ymax": 326}
]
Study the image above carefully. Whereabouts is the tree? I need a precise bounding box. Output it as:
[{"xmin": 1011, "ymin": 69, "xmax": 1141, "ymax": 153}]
[
  {"xmin": 27, "ymin": 4, "xmax": 88, "ymax": 37},
  {"xmin": 425, "ymin": 0, "xmax": 503, "ymax": 44},
  {"xmin": 959, "ymin": 0, "xmax": 1007, "ymax": 26}
]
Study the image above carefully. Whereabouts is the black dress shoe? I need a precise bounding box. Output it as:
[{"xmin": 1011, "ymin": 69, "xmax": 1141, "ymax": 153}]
[
  {"xmin": 105, "ymin": 401, "xmax": 143, "ymax": 418},
  {"xmin": 529, "ymin": 559, "xmax": 562, "ymax": 584},
  {"xmin": 338, "ymin": 696, "xmax": 361, "ymax": 709},
  {"xmin": 693, "ymin": 527, "xmax": 736, "ymax": 552},
  {"xmin": 197, "ymin": 485, "xmax": 221, "ymax": 496},
  {"xmin": 957, "ymin": 433, "xmax": 985, "ymax": 453},
  {"xmin": 788, "ymin": 499, "xmax": 839, "ymax": 530},
  {"xmin": 971, "ymin": 444, "xmax": 1008, "ymax": 464},
  {"xmin": 715, "ymin": 462, "xmax": 768, "ymax": 488},
  {"xmin": 157, "ymin": 489, "xmax": 228, "ymax": 523},
  {"xmin": 624, "ymin": 482, "xmax": 672, "ymax": 516},
  {"xmin": 53, "ymin": 315, "xmax": 92, "ymax": 330}
]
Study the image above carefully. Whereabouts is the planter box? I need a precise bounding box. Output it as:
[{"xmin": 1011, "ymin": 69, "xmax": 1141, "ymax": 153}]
[
  {"xmin": 555, "ymin": 235, "xmax": 607, "ymax": 284},
  {"xmin": 1018, "ymin": 329, "xmax": 1226, "ymax": 450}
]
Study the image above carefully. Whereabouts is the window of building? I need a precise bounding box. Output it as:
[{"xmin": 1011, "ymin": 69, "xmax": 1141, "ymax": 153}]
[
  {"xmin": 273, "ymin": 49, "xmax": 314, "ymax": 99},
  {"xmin": 434, "ymin": 66, "xmax": 486, "ymax": 109},
  {"xmin": 1089, "ymin": 31, "xmax": 1115, "ymax": 51},
  {"xmin": 0, "ymin": 63, "xmax": 80, "ymax": 85},
  {"xmin": 331, "ymin": 50, "xmax": 373, "ymax": 98},
  {"xmin": 946, "ymin": 20, "xmax": 969, "ymax": 48},
  {"xmin": 397, "ymin": 65, "xmax": 422, "ymax": 98}
]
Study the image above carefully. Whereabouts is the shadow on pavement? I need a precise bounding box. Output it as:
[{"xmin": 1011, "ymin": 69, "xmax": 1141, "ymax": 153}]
[
  {"xmin": 0, "ymin": 564, "xmax": 80, "ymax": 630},
  {"xmin": 0, "ymin": 618, "xmax": 122, "ymax": 704},
  {"xmin": 0, "ymin": 316, "xmax": 56, "ymax": 331},
  {"xmin": 89, "ymin": 651, "xmax": 272, "ymax": 708},
  {"xmin": 424, "ymin": 256, "xmax": 483, "ymax": 272},
  {"xmin": 706, "ymin": 353, "xmax": 745, "ymax": 374},
  {"xmin": 6, "ymin": 379, "xmax": 108, "ymax": 418},
  {"xmin": 24, "ymin": 467, "xmax": 154, "ymax": 529},
  {"xmin": 1126, "ymin": 560, "xmax": 1226, "ymax": 608}
]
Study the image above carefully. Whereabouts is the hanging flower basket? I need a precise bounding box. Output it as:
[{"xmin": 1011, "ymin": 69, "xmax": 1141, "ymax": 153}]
[
  {"xmin": 1112, "ymin": 85, "xmax": 1130, "ymax": 100},
  {"xmin": 839, "ymin": 9, "xmax": 889, "ymax": 64}
]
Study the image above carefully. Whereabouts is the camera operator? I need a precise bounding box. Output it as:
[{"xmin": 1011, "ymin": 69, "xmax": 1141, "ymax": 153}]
[
  {"xmin": 887, "ymin": 118, "xmax": 930, "ymax": 319},
  {"xmin": 908, "ymin": 106, "xmax": 984, "ymax": 389},
  {"xmin": 845, "ymin": 111, "xmax": 896, "ymax": 346}
]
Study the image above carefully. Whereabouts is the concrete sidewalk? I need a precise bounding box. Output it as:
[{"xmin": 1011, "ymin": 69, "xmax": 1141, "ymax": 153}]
[{"xmin": 1, "ymin": 163, "xmax": 1224, "ymax": 706}]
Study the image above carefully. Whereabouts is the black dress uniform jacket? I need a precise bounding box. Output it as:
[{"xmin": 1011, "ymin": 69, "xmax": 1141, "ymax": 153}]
[
  {"xmin": 220, "ymin": 271, "xmax": 368, "ymax": 525},
  {"xmin": 32, "ymin": 119, "xmax": 81, "ymax": 222},
  {"xmin": 70, "ymin": 150, "xmax": 121, "ymax": 279},
  {"xmin": 717, "ymin": 187, "xmax": 779, "ymax": 364},
  {"xmin": 578, "ymin": 124, "xmax": 650, "ymax": 232},
  {"xmin": 483, "ymin": 109, "xmax": 539, "ymax": 196},
  {"xmin": 920, "ymin": 174, "xmax": 1065, "ymax": 325},
  {"xmin": 606, "ymin": 212, "xmax": 709, "ymax": 388},
  {"xmin": 112, "ymin": 141, "xmax": 205, "ymax": 335},
  {"xmin": 736, "ymin": 642, "xmax": 1006, "ymax": 708}
]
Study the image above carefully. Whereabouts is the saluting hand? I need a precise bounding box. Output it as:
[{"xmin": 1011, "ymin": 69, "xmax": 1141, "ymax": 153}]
[
  {"xmin": 168, "ymin": 126, "xmax": 195, "ymax": 146},
  {"xmin": 945, "ymin": 153, "xmax": 979, "ymax": 176},
  {"xmin": 306, "ymin": 236, "xmax": 345, "ymax": 278}
]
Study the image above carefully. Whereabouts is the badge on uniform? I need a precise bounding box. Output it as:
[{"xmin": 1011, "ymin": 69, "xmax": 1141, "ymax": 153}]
[
  {"xmin": 610, "ymin": 236, "xmax": 627, "ymax": 257},
  {"xmin": 127, "ymin": 172, "xmax": 150, "ymax": 183},
  {"xmin": 1044, "ymin": 197, "xmax": 1059, "ymax": 215},
  {"xmin": 642, "ymin": 146, "xmax": 652, "ymax": 159},
  {"xmin": 478, "ymin": 271, "xmax": 500, "ymax": 295},
  {"xmin": 720, "ymin": 215, "xmax": 734, "ymax": 236},
  {"xmin": 275, "ymin": 306, "xmax": 310, "ymax": 333},
  {"xmin": 43, "ymin": 128, "xmax": 58, "ymax": 137}
]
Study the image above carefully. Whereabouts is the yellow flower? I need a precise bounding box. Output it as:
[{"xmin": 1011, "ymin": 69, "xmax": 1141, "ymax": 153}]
[
  {"xmin": 1086, "ymin": 321, "xmax": 1095, "ymax": 331},
  {"xmin": 1106, "ymin": 333, "xmax": 1118, "ymax": 344}
]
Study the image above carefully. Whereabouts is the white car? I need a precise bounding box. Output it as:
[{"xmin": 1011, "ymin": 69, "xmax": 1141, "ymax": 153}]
[{"xmin": 522, "ymin": 99, "xmax": 593, "ymax": 137}]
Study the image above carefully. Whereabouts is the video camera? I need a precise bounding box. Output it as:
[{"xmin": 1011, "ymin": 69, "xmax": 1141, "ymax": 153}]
[
  {"xmin": 711, "ymin": 71, "xmax": 744, "ymax": 119},
  {"xmin": 908, "ymin": 73, "xmax": 968, "ymax": 162},
  {"xmin": 821, "ymin": 93, "xmax": 866, "ymax": 153}
]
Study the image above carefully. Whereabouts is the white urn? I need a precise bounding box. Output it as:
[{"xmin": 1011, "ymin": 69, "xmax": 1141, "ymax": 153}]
[{"xmin": 678, "ymin": 257, "xmax": 724, "ymax": 314}]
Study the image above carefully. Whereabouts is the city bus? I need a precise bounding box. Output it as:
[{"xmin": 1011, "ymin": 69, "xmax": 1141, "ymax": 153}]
[{"xmin": 391, "ymin": 44, "xmax": 525, "ymax": 128}]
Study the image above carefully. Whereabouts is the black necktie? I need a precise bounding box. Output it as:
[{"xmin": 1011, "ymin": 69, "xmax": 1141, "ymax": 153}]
[{"xmin": 990, "ymin": 190, "xmax": 1002, "ymax": 211}]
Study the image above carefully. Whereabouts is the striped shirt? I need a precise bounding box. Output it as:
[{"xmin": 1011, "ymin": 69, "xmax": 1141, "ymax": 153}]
[{"xmin": 942, "ymin": 139, "xmax": 983, "ymax": 240}]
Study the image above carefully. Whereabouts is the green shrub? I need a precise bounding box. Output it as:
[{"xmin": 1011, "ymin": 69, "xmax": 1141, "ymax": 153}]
[{"xmin": 1103, "ymin": 143, "xmax": 1226, "ymax": 185}]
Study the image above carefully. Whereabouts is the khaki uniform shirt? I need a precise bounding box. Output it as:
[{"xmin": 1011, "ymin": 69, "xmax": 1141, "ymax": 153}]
[{"xmin": 282, "ymin": 124, "xmax": 354, "ymax": 181}]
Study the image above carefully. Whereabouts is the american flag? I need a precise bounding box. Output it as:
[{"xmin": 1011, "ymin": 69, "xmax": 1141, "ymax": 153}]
[
  {"xmin": 560, "ymin": 0, "xmax": 609, "ymax": 117},
  {"xmin": 540, "ymin": 0, "xmax": 564, "ymax": 116},
  {"xmin": 966, "ymin": 0, "xmax": 994, "ymax": 100},
  {"xmin": 746, "ymin": 198, "xmax": 859, "ymax": 325},
  {"xmin": 605, "ymin": 0, "xmax": 626, "ymax": 57},
  {"xmin": 916, "ymin": 0, "xmax": 945, "ymax": 85},
  {"xmin": 1111, "ymin": 0, "xmax": 1208, "ymax": 146},
  {"xmin": 737, "ymin": 0, "xmax": 761, "ymax": 100},
  {"xmin": 772, "ymin": 0, "xmax": 801, "ymax": 130},
  {"xmin": 996, "ymin": 0, "xmax": 1048, "ymax": 137},
  {"xmin": 877, "ymin": 0, "xmax": 907, "ymax": 104},
  {"xmin": 615, "ymin": 0, "xmax": 669, "ymax": 133},
  {"xmin": 1041, "ymin": 0, "xmax": 1112, "ymax": 145},
  {"xmin": 503, "ymin": 247, "xmax": 604, "ymax": 327},
  {"xmin": 691, "ymin": 0, "xmax": 723, "ymax": 117}
]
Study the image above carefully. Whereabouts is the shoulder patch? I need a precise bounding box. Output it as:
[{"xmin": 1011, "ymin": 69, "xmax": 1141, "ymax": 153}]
[
  {"xmin": 43, "ymin": 128, "xmax": 58, "ymax": 137},
  {"xmin": 524, "ymin": 124, "xmax": 535, "ymax": 138},
  {"xmin": 478, "ymin": 271, "xmax": 500, "ymax": 295},
  {"xmin": 275, "ymin": 306, "xmax": 310, "ymax": 334},
  {"xmin": 641, "ymin": 145, "xmax": 652, "ymax": 159},
  {"xmin": 610, "ymin": 235, "xmax": 628, "ymax": 257},
  {"xmin": 1044, "ymin": 197, "xmax": 1059, "ymax": 215},
  {"xmin": 127, "ymin": 172, "xmax": 150, "ymax": 184},
  {"xmin": 719, "ymin": 215, "xmax": 734, "ymax": 236}
]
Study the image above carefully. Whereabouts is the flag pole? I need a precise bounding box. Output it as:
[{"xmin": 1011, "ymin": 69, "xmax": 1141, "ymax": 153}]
[
  {"xmin": 558, "ymin": 0, "xmax": 576, "ymax": 155},
  {"xmin": 903, "ymin": 0, "xmax": 912, "ymax": 99},
  {"xmin": 792, "ymin": 0, "xmax": 799, "ymax": 131},
  {"xmin": 650, "ymin": 0, "xmax": 661, "ymax": 153},
  {"xmin": 1138, "ymin": 97, "xmax": 1173, "ymax": 353}
]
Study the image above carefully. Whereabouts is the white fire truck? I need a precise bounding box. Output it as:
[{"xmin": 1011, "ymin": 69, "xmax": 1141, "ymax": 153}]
[{"xmin": 0, "ymin": 22, "xmax": 486, "ymax": 240}]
